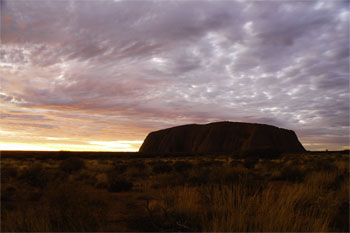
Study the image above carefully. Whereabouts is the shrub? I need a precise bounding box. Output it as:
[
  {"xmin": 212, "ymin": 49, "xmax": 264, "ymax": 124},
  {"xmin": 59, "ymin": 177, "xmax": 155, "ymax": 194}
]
[
  {"xmin": 242, "ymin": 148, "xmax": 282, "ymax": 159},
  {"xmin": 243, "ymin": 157, "xmax": 257, "ymax": 169},
  {"xmin": 76, "ymin": 170, "xmax": 97, "ymax": 185},
  {"xmin": 149, "ymin": 182, "xmax": 332, "ymax": 232},
  {"xmin": 60, "ymin": 157, "xmax": 85, "ymax": 173},
  {"xmin": 2, "ymin": 165, "xmax": 18, "ymax": 178},
  {"xmin": 273, "ymin": 166, "xmax": 306, "ymax": 182},
  {"xmin": 110, "ymin": 162, "xmax": 128, "ymax": 174},
  {"xmin": 187, "ymin": 169, "xmax": 210, "ymax": 186},
  {"xmin": 126, "ymin": 160, "xmax": 149, "ymax": 179},
  {"xmin": 152, "ymin": 172, "xmax": 188, "ymax": 188},
  {"xmin": 107, "ymin": 171, "xmax": 133, "ymax": 192},
  {"xmin": 1, "ymin": 165, "xmax": 18, "ymax": 182},
  {"xmin": 196, "ymin": 159, "xmax": 213, "ymax": 167},
  {"xmin": 1, "ymin": 186, "xmax": 16, "ymax": 201},
  {"xmin": 46, "ymin": 183, "xmax": 107, "ymax": 231},
  {"xmin": 209, "ymin": 166, "xmax": 243, "ymax": 184},
  {"xmin": 46, "ymin": 169, "xmax": 68, "ymax": 183},
  {"xmin": 108, "ymin": 177, "xmax": 133, "ymax": 192},
  {"xmin": 311, "ymin": 159, "xmax": 336, "ymax": 171},
  {"xmin": 126, "ymin": 167, "xmax": 149, "ymax": 179},
  {"xmin": 130, "ymin": 160, "xmax": 147, "ymax": 170},
  {"xmin": 57, "ymin": 150, "xmax": 71, "ymax": 160},
  {"xmin": 173, "ymin": 160, "xmax": 193, "ymax": 173},
  {"xmin": 2, "ymin": 182, "xmax": 107, "ymax": 232},
  {"xmin": 95, "ymin": 173, "xmax": 108, "ymax": 189},
  {"xmin": 19, "ymin": 164, "xmax": 48, "ymax": 188},
  {"xmin": 152, "ymin": 161, "xmax": 173, "ymax": 174}
]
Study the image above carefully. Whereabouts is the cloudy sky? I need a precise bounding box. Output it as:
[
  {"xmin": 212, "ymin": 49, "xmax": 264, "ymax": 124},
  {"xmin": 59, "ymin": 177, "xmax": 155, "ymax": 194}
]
[{"xmin": 0, "ymin": 0, "xmax": 349, "ymax": 151}]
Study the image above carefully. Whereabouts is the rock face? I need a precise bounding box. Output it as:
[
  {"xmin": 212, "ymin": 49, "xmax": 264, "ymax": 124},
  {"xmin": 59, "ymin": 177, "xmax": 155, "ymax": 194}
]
[{"xmin": 139, "ymin": 121, "xmax": 305, "ymax": 154}]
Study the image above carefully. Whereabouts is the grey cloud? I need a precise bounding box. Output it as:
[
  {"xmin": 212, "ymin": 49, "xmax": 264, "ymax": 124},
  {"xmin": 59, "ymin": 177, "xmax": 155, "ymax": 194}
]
[
  {"xmin": 1, "ymin": 112, "xmax": 47, "ymax": 121},
  {"xmin": 0, "ymin": 93, "xmax": 13, "ymax": 102},
  {"xmin": 1, "ymin": 0, "xmax": 349, "ymax": 150},
  {"xmin": 6, "ymin": 122, "xmax": 57, "ymax": 129}
]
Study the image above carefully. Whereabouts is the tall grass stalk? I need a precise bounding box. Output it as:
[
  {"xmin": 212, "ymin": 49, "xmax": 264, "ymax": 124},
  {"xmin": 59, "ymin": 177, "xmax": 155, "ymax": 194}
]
[{"xmin": 154, "ymin": 179, "xmax": 333, "ymax": 232}]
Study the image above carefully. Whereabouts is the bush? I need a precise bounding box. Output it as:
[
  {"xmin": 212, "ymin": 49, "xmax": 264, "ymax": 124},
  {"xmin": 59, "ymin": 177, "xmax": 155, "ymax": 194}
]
[
  {"xmin": 243, "ymin": 157, "xmax": 257, "ymax": 169},
  {"xmin": 1, "ymin": 165, "xmax": 18, "ymax": 182},
  {"xmin": 130, "ymin": 160, "xmax": 147, "ymax": 170},
  {"xmin": 311, "ymin": 159, "xmax": 336, "ymax": 171},
  {"xmin": 187, "ymin": 169, "xmax": 210, "ymax": 186},
  {"xmin": 107, "ymin": 171, "xmax": 133, "ymax": 192},
  {"xmin": 273, "ymin": 166, "xmax": 306, "ymax": 182},
  {"xmin": 152, "ymin": 161, "xmax": 173, "ymax": 174},
  {"xmin": 2, "ymin": 183, "xmax": 107, "ymax": 232},
  {"xmin": 150, "ymin": 182, "xmax": 332, "ymax": 232},
  {"xmin": 242, "ymin": 148, "xmax": 282, "ymax": 159},
  {"xmin": 108, "ymin": 177, "xmax": 133, "ymax": 192},
  {"xmin": 1, "ymin": 186, "xmax": 16, "ymax": 201},
  {"xmin": 20, "ymin": 164, "xmax": 48, "ymax": 188},
  {"xmin": 125, "ymin": 160, "xmax": 149, "ymax": 179},
  {"xmin": 76, "ymin": 170, "xmax": 97, "ymax": 185},
  {"xmin": 56, "ymin": 150, "xmax": 71, "ymax": 160},
  {"xmin": 60, "ymin": 157, "xmax": 85, "ymax": 173},
  {"xmin": 111, "ymin": 162, "xmax": 128, "ymax": 174},
  {"xmin": 46, "ymin": 183, "xmax": 107, "ymax": 231},
  {"xmin": 196, "ymin": 160, "xmax": 213, "ymax": 167},
  {"xmin": 209, "ymin": 166, "xmax": 242, "ymax": 184},
  {"xmin": 173, "ymin": 161, "xmax": 193, "ymax": 172}
]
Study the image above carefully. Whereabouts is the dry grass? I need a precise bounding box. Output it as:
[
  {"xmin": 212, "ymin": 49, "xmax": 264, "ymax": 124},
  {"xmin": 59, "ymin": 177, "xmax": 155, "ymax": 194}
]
[
  {"xmin": 149, "ymin": 177, "xmax": 344, "ymax": 232},
  {"xmin": 146, "ymin": 156, "xmax": 349, "ymax": 232},
  {"xmin": 1, "ymin": 151, "xmax": 349, "ymax": 232},
  {"xmin": 2, "ymin": 182, "xmax": 107, "ymax": 232}
]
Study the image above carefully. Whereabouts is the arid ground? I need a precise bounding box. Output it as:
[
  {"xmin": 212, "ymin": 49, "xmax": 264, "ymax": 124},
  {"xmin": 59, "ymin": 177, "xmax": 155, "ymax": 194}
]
[{"xmin": 1, "ymin": 150, "xmax": 349, "ymax": 232}]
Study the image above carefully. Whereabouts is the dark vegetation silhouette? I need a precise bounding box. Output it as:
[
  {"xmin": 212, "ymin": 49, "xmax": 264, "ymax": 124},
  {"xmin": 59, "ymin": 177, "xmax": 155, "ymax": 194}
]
[
  {"xmin": 1, "ymin": 150, "xmax": 349, "ymax": 232},
  {"xmin": 59, "ymin": 157, "xmax": 85, "ymax": 173}
]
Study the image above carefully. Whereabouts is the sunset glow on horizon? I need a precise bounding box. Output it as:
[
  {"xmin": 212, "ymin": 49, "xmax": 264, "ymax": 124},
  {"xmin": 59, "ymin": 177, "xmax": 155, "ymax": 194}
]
[
  {"xmin": 1, "ymin": 0, "xmax": 349, "ymax": 152},
  {"xmin": 0, "ymin": 141, "xmax": 142, "ymax": 152}
]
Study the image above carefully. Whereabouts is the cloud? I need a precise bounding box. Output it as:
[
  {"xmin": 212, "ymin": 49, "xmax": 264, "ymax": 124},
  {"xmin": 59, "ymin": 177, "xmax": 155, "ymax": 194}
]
[{"xmin": 1, "ymin": 0, "xmax": 349, "ymax": 151}]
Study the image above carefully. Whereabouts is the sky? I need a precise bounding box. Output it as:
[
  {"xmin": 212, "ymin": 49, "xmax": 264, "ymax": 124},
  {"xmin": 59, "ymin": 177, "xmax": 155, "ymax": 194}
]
[{"xmin": 0, "ymin": 0, "xmax": 349, "ymax": 151}]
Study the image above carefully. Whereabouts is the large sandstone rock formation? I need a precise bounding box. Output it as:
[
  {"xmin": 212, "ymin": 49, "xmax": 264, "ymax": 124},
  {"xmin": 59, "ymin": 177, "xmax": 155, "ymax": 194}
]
[{"xmin": 139, "ymin": 121, "xmax": 305, "ymax": 154}]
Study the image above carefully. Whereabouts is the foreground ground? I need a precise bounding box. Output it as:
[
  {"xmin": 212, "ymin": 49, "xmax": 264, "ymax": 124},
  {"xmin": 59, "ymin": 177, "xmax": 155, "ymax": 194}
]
[{"xmin": 1, "ymin": 150, "xmax": 349, "ymax": 232}]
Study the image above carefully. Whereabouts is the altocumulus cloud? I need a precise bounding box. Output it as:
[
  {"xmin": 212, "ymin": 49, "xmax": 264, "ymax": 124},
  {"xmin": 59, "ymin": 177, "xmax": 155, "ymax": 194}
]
[{"xmin": 0, "ymin": 0, "xmax": 349, "ymax": 151}]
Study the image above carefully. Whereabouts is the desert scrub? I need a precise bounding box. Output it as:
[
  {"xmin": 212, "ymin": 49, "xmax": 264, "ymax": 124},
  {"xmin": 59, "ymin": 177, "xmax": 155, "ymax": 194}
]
[
  {"xmin": 1, "ymin": 165, "xmax": 18, "ymax": 182},
  {"xmin": 334, "ymin": 159, "xmax": 349, "ymax": 173},
  {"xmin": 126, "ymin": 160, "xmax": 150, "ymax": 179},
  {"xmin": 209, "ymin": 166, "xmax": 243, "ymax": 184},
  {"xmin": 129, "ymin": 160, "xmax": 147, "ymax": 170},
  {"xmin": 304, "ymin": 170, "xmax": 339, "ymax": 190},
  {"xmin": 151, "ymin": 161, "xmax": 173, "ymax": 174},
  {"xmin": 126, "ymin": 166, "xmax": 150, "ymax": 179},
  {"xmin": 107, "ymin": 171, "xmax": 133, "ymax": 192},
  {"xmin": 146, "ymin": 186, "xmax": 202, "ymax": 231},
  {"xmin": 60, "ymin": 157, "xmax": 85, "ymax": 173},
  {"xmin": 241, "ymin": 148, "xmax": 282, "ymax": 159},
  {"xmin": 110, "ymin": 162, "xmax": 128, "ymax": 174},
  {"xmin": 76, "ymin": 169, "xmax": 98, "ymax": 185},
  {"xmin": 173, "ymin": 160, "xmax": 194, "ymax": 172},
  {"xmin": 243, "ymin": 157, "xmax": 258, "ymax": 169},
  {"xmin": 310, "ymin": 158, "xmax": 336, "ymax": 171},
  {"xmin": 108, "ymin": 177, "xmax": 133, "ymax": 192},
  {"xmin": 151, "ymin": 172, "xmax": 188, "ymax": 188},
  {"xmin": 271, "ymin": 164, "xmax": 306, "ymax": 182},
  {"xmin": 1, "ymin": 186, "xmax": 16, "ymax": 201},
  {"xmin": 56, "ymin": 150, "xmax": 71, "ymax": 160},
  {"xmin": 150, "ymin": 182, "xmax": 332, "ymax": 232},
  {"xmin": 1, "ymin": 182, "xmax": 107, "ymax": 232},
  {"xmin": 186, "ymin": 168, "xmax": 210, "ymax": 186},
  {"xmin": 19, "ymin": 164, "xmax": 49, "ymax": 188}
]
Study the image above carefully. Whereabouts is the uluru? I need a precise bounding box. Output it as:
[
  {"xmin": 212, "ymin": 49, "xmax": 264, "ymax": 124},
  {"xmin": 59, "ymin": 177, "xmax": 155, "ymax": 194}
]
[{"xmin": 139, "ymin": 121, "xmax": 305, "ymax": 154}]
